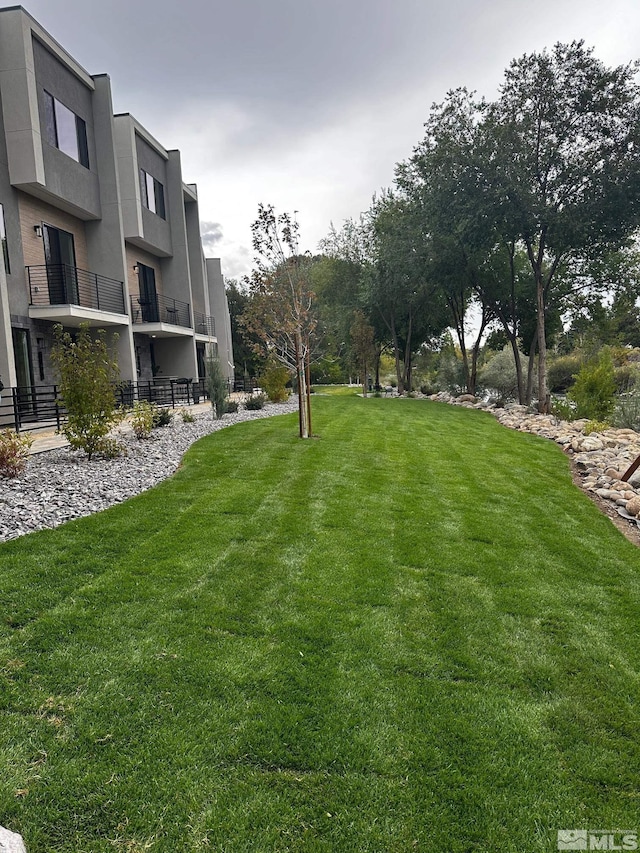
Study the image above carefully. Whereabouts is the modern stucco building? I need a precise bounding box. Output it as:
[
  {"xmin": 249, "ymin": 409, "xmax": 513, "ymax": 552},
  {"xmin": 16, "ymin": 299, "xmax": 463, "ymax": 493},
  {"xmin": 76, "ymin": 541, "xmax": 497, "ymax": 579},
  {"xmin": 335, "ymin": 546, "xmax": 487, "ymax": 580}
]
[{"xmin": 0, "ymin": 4, "xmax": 233, "ymax": 413}]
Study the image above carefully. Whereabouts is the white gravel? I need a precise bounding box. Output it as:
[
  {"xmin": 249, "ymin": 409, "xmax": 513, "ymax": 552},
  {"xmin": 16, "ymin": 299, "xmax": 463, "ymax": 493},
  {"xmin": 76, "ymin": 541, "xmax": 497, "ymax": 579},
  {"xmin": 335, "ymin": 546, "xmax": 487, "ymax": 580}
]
[{"xmin": 0, "ymin": 400, "xmax": 298, "ymax": 542}]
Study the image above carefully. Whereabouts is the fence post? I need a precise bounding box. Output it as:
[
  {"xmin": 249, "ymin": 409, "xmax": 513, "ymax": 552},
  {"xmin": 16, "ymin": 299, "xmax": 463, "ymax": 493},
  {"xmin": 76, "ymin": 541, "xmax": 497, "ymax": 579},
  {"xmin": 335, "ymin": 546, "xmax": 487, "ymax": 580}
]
[
  {"xmin": 54, "ymin": 385, "xmax": 61, "ymax": 431},
  {"xmin": 12, "ymin": 387, "xmax": 20, "ymax": 432}
]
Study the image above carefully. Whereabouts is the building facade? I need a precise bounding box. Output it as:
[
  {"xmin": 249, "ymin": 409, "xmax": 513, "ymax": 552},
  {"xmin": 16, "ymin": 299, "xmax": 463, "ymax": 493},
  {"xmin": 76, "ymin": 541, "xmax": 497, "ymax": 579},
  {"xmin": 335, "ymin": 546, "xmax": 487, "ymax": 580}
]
[{"xmin": 0, "ymin": 5, "xmax": 234, "ymax": 417}]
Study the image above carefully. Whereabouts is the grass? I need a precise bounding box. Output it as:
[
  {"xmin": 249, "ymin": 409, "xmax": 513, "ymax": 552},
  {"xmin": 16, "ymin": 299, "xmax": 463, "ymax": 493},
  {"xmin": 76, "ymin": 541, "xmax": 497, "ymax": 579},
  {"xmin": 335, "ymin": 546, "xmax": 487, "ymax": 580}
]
[{"xmin": 1, "ymin": 393, "xmax": 640, "ymax": 852}]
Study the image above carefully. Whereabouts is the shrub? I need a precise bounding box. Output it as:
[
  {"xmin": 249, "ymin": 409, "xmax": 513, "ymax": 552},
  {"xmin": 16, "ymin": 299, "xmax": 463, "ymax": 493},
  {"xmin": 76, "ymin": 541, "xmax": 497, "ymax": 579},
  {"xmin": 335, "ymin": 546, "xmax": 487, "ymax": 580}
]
[
  {"xmin": 547, "ymin": 354, "xmax": 583, "ymax": 393},
  {"xmin": 205, "ymin": 355, "xmax": 228, "ymax": 419},
  {"xmin": 614, "ymin": 392, "xmax": 640, "ymax": 431},
  {"xmin": 260, "ymin": 364, "xmax": 289, "ymax": 402},
  {"xmin": 131, "ymin": 400, "xmax": 155, "ymax": 439},
  {"xmin": 584, "ymin": 420, "xmax": 611, "ymax": 435},
  {"xmin": 51, "ymin": 324, "xmax": 124, "ymax": 460},
  {"xmin": 478, "ymin": 346, "xmax": 521, "ymax": 400},
  {"xmin": 614, "ymin": 363, "xmax": 640, "ymax": 392},
  {"xmin": 225, "ymin": 400, "xmax": 239, "ymax": 413},
  {"xmin": 435, "ymin": 353, "xmax": 464, "ymax": 393},
  {"xmin": 0, "ymin": 429, "xmax": 33, "ymax": 478},
  {"xmin": 152, "ymin": 407, "xmax": 172, "ymax": 428},
  {"xmin": 551, "ymin": 397, "xmax": 576, "ymax": 422},
  {"xmin": 245, "ymin": 393, "xmax": 267, "ymax": 410},
  {"xmin": 181, "ymin": 409, "xmax": 195, "ymax": 423},
  {"xmin": 567, "ymin": 350, "xmax": 617, "ymax": 421}
]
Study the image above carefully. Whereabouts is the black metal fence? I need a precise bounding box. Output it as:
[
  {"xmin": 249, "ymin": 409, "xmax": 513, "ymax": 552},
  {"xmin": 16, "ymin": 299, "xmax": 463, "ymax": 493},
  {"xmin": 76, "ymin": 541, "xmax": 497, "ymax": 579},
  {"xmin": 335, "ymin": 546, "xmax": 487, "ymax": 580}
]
[
  {"xmin": 0, "ymin": 379, "xmax": 211, "ymax": 433},
  {"xmin": 27, "ymin": 264, "xmax": 126, "ymax": 314}
]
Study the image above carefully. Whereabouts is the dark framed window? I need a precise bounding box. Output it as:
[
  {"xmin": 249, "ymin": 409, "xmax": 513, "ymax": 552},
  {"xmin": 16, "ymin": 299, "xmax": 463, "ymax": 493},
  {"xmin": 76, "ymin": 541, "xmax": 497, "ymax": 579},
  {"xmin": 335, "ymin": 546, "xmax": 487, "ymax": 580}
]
[
  {"xmin": 0, "ymin": 203, "xmax": 9, "ymax": 274},
  {"xmin": 139, "ymin": 168, "xmax": 166, "ymax": 219},
  {"xmin": 43, "ymin": 91, "xmax": 89, "ymax": 168}
]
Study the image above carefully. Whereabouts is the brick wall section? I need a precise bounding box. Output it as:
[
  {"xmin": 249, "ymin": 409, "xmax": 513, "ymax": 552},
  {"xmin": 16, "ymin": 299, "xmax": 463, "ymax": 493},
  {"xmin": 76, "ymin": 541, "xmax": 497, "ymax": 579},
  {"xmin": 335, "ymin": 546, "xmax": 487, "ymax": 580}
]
[
  {"xmin": 125, "ymin": 243, "xmax": 163, "ymax": 302},
  {"xmin": 18, "ymin": 192, "xmax": 89, "ymax": 271}
]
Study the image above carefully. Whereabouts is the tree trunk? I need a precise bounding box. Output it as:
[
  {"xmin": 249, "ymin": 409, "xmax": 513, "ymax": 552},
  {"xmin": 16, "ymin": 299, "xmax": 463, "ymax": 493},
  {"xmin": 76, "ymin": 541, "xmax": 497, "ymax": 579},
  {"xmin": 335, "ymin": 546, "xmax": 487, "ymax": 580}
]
[
  {"xmin": 536, "ymin": 277, "xmax": 548, "ymax": 413},
  {"xmin": 468, "ymin": 307, "xmax": 489, "ymax": 397},
  {"xmin": 508, "ymin": 333, "xmax": 525, "ymax": 404},
  {"xmin": 295, "ymin": 329, "xmax": 309, "ymax": 438},
  {"xmin": 526, "ymin": 331, "xmax": 538, "ymax": 406},
  {"xmin": 305, "ymin": 345, "xmax": 312, "ymax": 436},
  {"xmin": 390, "ymin": 315, "xmax": 404, "ymax": 394}
]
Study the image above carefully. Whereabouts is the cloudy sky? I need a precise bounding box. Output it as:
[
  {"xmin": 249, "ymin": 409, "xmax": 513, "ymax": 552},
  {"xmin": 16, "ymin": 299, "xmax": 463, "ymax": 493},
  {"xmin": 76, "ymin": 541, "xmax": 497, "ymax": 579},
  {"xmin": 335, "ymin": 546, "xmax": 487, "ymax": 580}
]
[{"xmin": 20, "ymin": 0, "xmax": 640, "ymax": 278}]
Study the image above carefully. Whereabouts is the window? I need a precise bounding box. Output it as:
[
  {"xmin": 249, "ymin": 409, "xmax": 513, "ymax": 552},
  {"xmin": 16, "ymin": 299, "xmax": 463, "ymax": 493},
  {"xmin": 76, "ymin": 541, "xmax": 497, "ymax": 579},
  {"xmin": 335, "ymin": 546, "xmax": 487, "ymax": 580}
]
[
  {"xmin": 0, "ymin": 204, "xmax": 9, "ymax": 274},
  {"xmin": 139, "ymin": 168, "xmax": 165, "ymax": 219},
  {"xmin": 43, "ymin": 91, "xmax": 89, "ymax": 168}
]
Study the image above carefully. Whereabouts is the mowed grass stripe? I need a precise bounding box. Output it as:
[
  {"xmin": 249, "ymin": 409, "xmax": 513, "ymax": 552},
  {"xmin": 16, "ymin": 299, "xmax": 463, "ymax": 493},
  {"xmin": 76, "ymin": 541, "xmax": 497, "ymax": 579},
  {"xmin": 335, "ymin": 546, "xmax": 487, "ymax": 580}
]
[{"xmin": 1, "ymin": 394, "xmax": 639, "ymax": 852}]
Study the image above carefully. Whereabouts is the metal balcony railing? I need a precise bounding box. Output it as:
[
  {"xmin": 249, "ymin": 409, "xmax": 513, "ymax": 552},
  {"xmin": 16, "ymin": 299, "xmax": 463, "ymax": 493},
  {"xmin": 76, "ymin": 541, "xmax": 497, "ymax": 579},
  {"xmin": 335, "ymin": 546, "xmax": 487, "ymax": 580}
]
[
  {"xmin": 130, "ymin": 294, "xmax": 191, "ymax": 328},
  {"xmin": 193, "ymin": 311, "xmax": 216, "ymax": 337},
  {"xmin": 27, "ymin": 264, "xmax": 126, "ymax": 314}
]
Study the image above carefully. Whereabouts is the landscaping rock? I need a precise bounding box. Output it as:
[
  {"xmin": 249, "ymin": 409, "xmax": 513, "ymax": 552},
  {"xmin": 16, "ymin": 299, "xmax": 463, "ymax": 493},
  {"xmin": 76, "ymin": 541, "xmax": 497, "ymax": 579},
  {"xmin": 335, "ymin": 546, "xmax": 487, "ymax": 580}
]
[
  {"xmin": 435, "ymin": 391, "xmax": 640, "ymax": 532},
  {"xmin": 0, "ymin": 825, "xmax": 27, "ymax": 853},
  {"xmin": 0, "ymin": 400, "xmax": 298, "ymax": 543},
  {"xmin": 625, "ymin": 496, "xmax": 640, "ymax": 518}
]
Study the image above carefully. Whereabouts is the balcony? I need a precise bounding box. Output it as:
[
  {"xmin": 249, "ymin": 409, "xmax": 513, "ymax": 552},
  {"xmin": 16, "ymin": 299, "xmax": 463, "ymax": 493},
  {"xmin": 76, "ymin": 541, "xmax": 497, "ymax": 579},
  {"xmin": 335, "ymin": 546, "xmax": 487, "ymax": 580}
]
[
  {"xmin": 130, "ymin": 294, "xmax": 192, "ymax": 337},
  {"xmin": 27, "ymin": 264, "xmax": 128, "ymax": 327},
  {"xmin": 193, "ymin": 311, "xmax": 216, "ymax": 339}
]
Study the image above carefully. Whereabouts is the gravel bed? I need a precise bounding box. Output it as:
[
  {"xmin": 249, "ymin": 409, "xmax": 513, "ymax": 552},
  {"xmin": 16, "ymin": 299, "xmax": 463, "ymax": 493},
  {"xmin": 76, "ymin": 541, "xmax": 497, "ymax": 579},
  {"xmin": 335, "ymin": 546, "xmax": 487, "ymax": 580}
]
[{"xmin": 0, "ymin": 400, "xmax": 298, "ymax": 542}]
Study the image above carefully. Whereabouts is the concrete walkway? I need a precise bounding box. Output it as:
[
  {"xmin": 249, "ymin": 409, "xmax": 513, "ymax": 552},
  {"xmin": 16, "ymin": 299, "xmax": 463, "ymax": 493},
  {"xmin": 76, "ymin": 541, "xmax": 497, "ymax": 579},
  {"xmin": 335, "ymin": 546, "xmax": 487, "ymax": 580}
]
[{"xmin": 27, "ymin": 401, "xmax": 218, "ymax": 455}]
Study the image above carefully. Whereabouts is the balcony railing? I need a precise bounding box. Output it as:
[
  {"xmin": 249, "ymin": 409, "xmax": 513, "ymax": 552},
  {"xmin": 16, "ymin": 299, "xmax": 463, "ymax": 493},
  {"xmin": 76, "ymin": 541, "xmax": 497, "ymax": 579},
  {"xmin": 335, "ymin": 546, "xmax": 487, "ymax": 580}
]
[
  {"xmin": 193, "ymin": 311, "xmax": 216, "ymax": 337},
  {"xmin": 130, "ymin": 294, "xmax": 191, "ymax": 328},
  {"xmin": 27, "ymin": 264, "xmax": 126, "ymax": 314}
]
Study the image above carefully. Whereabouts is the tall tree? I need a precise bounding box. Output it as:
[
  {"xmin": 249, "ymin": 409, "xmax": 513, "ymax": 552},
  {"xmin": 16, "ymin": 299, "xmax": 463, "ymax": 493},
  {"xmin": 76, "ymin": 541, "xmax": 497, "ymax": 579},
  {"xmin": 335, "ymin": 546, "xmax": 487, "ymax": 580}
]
[
  {"xmin": 350, "ymin": 309, "xmax": 376, "ymax": 397},
  {"xmin": 366, "ymin": 193, "xmax": 449, "ymax": 393},
  {"xmin": 396, "ymin": 89, "xmax": 497, "ymax": 395},
  {"xmin": 483, "ymin": 42, "xmax": 640, "ymax": 411},
  {"xmin": 225, "ymin": 279, "xmax": 266, "ymax": 382}
]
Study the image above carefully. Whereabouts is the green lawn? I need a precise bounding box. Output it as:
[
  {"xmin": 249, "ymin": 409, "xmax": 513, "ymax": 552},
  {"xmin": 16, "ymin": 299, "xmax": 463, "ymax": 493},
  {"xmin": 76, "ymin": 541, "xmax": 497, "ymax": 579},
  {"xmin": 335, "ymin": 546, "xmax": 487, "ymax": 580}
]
[{"xmin": 1, "ymin": 394, "xmax": 640, "ymax": 852}]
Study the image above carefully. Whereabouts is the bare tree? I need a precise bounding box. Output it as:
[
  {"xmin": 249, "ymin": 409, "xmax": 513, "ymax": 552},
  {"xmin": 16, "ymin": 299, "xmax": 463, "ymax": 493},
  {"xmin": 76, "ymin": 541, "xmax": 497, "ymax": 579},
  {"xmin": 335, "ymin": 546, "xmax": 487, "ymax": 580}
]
[{"xmin": 241, "ymin": 204, "xmax": 315, "ymax": 438}]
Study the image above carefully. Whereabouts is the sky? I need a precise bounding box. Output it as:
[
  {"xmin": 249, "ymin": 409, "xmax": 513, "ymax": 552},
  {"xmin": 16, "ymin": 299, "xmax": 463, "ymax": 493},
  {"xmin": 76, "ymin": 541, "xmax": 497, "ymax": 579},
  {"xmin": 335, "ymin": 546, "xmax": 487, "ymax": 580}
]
[{"xmin": 18, "ymin": 0, "xmax": 640, "ymax": 280}]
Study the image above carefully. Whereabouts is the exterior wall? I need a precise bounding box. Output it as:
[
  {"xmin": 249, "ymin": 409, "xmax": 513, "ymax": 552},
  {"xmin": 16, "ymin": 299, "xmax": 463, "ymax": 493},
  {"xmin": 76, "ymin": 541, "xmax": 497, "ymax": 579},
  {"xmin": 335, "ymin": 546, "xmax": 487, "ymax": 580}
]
[
  {"xmin": 184, "ymin": 188, "xmax": 208, "ymax": 317},
  {"xmin": 160, "ymin": 150, "xmax": 191, "ymax": 304},
  {"xmin": 19, "ymin": 194, "xmax": 90, "ymax": 269},
  {"xmin": 32, "ymin": 37, "xmax": 100, "ymax": 218},
  {"xmin": 206, "ymin": 257, "xmax": 234, "ymax": 382},
  {"xmin": 125, "ymin": 244, "xmax": 164, "ymax": 303},
  {"xmin": 0, "ymin": 6, "xmax": 228, "ymax": 399}
]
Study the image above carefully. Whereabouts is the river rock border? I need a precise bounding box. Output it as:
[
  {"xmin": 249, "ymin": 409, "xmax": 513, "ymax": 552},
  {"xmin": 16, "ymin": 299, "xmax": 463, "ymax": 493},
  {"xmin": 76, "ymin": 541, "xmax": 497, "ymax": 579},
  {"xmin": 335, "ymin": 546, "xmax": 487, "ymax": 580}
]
[
  {"xmin": 0, "ymin": 400, "xmax": 298, "ymax": 543},
  {"xmin": 428, "ymin": 391, "xmax": 640, "ymax": 541}
]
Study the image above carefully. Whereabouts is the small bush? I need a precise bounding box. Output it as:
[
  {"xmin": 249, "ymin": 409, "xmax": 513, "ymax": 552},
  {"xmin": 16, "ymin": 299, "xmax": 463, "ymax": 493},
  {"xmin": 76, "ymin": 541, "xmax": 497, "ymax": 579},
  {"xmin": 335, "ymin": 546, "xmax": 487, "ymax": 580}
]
[
  {"xmin": 181, "ymin": 409, "xmax": 195, "ymax": 423},
  {"xmin": 0, "ymin": 429, "xmax": 33, "ymax": 478},
  {"xmin": 245, "ymin": 393, "xmax": 267, "ymax": 410},
  {"xmin": 225, "ymin": 400, "xmax": 239, "ymax": 413},
  {"xmin": 567, "ymin": 350, "xmax": 617, "ymax": 421},
  {"xmin": 51, "ymin": 324, "xmax": 124, "ymax": 460},
  {"xmin": 614, "ymin": 363, "xmax": 640, "ymax": 392},
  {"xmin": 614, "ymin": 393, "xmax": 640, "ymax": 431},
  {"xmin": 551, "ymin": 397, "xmax": 576, "ymax": 421},
  {"xmin": 260, "ymin": 364, "xmax": 289, "ymax": 403},
  {"xmin": 584, "ymin": 420, "xmax": 610, "ymax": 435},
  {"xmin": 152, "ymin": 408, "xmax": 172, "ymax": 428},
  {"xmin": 547, "ymin": 354, "xmax": 583, "ymax": 393},
  {"xmin": 131, "ymin": 401, "xmax": 155, "ymax": 439},
  {"xmin": 206, "ymin": 356, "xmax": 228, "ymax": 419},
  {"xmin": 478, "ymin": 346, "xmax": 521, "ymax": 400}
]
